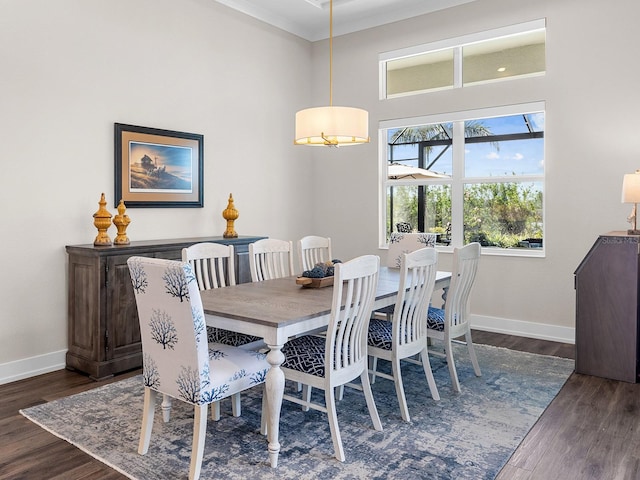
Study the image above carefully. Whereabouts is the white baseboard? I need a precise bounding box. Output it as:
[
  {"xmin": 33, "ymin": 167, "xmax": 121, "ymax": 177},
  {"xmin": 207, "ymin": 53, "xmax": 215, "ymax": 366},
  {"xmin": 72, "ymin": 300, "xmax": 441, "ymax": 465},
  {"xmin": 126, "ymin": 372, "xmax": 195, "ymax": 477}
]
[
  {"xmin": 471, "ymin": 314, "xmax": 575, "ymax": 345},
  {"xmin": 0, "ymin": 317, "xmax": 575, "ymax": 385},
  {"xmin": 0, "ymin": 350, "xmax": 66, "ymax": 386}
]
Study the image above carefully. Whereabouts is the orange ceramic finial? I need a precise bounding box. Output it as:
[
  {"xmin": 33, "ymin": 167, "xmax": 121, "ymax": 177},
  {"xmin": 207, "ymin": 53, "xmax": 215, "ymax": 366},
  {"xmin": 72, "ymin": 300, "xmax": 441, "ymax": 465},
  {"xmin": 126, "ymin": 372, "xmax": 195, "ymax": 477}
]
[
  {"xmin": 113, "ymin": 199, "xmax": 131, "ymax": 245},
  {"xmin": 93, "ymin": 193, "xmax": 112, "ymax": 246},
  {"xmin": 222, "ymin": 193, "xmax": 239, "ymax": 238}
]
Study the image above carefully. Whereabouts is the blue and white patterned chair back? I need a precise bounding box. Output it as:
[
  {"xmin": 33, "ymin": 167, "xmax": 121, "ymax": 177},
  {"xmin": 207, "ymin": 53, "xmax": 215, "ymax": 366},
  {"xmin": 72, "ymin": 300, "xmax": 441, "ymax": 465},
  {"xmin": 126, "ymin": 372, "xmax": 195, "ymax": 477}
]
[
  {"xmin": 127, "ymin": 256, "xmax": 213, "ymax": 405},
  {"xmin": 327, "ymin": 255, "xmax": 380, "ymax": 380},
  {"xmin": 396, "ymin": 222, "xmax": 413, "ymax": 233},
  {"xmin": 387, "ymin": 232, "xmax": 437, "ymax": 268}
]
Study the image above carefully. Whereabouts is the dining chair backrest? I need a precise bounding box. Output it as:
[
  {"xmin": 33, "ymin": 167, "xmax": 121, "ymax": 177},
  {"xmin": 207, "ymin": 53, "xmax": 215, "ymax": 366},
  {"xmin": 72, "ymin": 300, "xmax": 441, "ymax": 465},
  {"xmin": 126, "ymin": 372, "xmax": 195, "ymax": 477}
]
[
  {"xmin": 387, "ymin": 232, "xmax": 437, "ymax": 268},
  {"xmin": 444, "ymin": 242, "xmax": 481, "ymax": 333},
  {"xmin": 182, "ymin": 242, "xmax": 236, "ymax": 290},
  {"xmin": 393, "ymin": 247, "xmax": 438, "ymax": 348},
  {"xmin": 127, "ymin": 256, "xmax": 209, "ymax": 403},
  {"xmin": 326, "ymin": 254, "xmax": 380, "ymax": 382},
  {"xmin": 249, "ymin": 238, "xmax": 295, "ymax": 282},
  {"xmin": 297, "ymin": 235, "xmax": 332, "ymax": 272}
]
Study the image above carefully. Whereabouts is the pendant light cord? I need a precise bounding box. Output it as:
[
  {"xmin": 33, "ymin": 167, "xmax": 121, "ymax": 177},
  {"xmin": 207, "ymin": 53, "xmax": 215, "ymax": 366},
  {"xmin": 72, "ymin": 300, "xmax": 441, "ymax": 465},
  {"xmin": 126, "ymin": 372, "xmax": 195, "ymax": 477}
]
[{"xmin": 329, "ymin": 0, "xmax": 333, "ymax": 107}]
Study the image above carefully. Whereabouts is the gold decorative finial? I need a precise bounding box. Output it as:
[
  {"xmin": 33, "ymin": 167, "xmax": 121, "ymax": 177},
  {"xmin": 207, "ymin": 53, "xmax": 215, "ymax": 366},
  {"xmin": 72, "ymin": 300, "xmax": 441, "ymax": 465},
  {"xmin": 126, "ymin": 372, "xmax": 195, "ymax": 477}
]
[
  {"xmin": 222, "ymin": 193, "xmax": 239, "ymax": 238},
  {"xmin": 93, "ymin": 193, "xmax": 112, "ymax": 246},
  {"xmin": 113, "ymin": 199, "xmax": 131, "ymax": 245}
]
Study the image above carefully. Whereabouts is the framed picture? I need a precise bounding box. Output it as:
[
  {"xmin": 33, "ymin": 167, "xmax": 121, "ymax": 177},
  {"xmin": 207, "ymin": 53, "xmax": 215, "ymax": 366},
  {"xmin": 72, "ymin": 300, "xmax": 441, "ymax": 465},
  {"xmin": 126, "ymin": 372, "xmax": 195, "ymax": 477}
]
[{"xmin": 114, "ymin": 123, "xmax": 204, "ymax": 208}]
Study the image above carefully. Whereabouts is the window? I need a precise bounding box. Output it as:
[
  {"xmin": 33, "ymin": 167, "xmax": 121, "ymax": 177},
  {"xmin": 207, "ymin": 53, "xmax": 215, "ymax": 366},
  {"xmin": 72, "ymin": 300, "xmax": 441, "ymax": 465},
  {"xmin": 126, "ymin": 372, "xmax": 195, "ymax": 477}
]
[
  {"xmin": 380, "ymin": 20, "xmax": 545, "ymax": 99},
  {"xmin": 380, "ymin": 103, "xmax": 545, "ymax": 254}
]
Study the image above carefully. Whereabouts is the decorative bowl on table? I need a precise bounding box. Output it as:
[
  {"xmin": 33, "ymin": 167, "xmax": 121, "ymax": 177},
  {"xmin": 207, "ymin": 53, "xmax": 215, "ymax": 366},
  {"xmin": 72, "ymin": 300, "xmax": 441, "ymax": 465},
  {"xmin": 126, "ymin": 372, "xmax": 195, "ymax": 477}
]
[{"xmin": 295, "ymin": 259, "xmax": 342, "ymax": 288}]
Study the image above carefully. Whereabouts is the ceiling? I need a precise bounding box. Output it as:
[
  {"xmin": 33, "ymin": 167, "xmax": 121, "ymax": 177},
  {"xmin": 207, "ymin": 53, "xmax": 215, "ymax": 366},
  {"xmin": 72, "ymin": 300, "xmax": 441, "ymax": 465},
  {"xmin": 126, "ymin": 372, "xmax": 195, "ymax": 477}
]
[{"xmin": 214, "ymin": 0, "xmax": 477, "ymax": 42}]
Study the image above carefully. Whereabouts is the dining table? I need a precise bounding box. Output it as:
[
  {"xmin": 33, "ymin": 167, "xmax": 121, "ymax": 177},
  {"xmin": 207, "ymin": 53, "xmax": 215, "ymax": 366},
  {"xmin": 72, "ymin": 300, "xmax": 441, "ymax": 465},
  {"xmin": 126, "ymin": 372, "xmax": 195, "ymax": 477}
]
[{"xmin": 200, "ymin": 266, "xmax": 452, "ymax": 468}]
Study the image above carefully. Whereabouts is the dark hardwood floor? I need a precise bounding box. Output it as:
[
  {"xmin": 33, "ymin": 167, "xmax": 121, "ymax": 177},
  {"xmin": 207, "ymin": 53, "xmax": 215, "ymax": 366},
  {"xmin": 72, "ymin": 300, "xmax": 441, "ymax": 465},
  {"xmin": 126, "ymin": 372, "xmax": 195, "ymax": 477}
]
[{"xmin": 1, "ymin": 332, "xmax": 638, "ymax": 480}]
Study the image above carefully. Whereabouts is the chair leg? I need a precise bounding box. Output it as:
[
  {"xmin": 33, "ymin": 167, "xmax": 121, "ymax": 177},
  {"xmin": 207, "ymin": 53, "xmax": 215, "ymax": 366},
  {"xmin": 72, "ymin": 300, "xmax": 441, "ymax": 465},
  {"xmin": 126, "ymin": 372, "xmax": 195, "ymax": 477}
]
[
  {"xmin": 419, "ymin": 348, "xmax": 440, "ymax": 401},
  {"xmin": 336, "ymin": 385, "xmax": 344, "ymax": 401},
  {"xmin": 161, "ymin": 394, "xmax": 172, "ymax": 423},
  {"xmin": 360, "ymin": 371, "xmax": 383, "ymax": 432},
  {"xmin": 138, "ymin": 388, "xmax": 156, "ymax": 455},
  {"xmin": 211, "ymin": 401, "xmax": 221, "ymax": 421},
  {"xmin": 444, "ymin": 339, "xmax": 461, "ymax": 392},
  {"xmin": 369, "ymin": 356, "xmax": 379, "ymax": 384},
  {"xmin": 301, "ymin": 384, "xmax": 311, "ymax": 412},
  {"xmin": 189, "ymin": 404, "xmax": 208, "ymax": 480},
  {"xmin": 466, "ymin": 330, "xmax": 482, "ymax": 377},
  {"xmin": 391, "ymin": 357, "xmax": 410, "ymax": 422},
  {"xmin": 231, "ymin": 393, "xmax": 241, "ymax": 417},
  {"xmin": 325, "ymin": 385, "xmax": 345, "ymax": 462}
]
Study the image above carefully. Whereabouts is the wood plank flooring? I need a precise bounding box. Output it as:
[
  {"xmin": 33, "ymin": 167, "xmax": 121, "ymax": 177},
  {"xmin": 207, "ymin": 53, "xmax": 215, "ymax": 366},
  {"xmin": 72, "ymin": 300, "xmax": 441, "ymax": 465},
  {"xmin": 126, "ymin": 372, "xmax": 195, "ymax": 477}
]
[{"xmin": 1, "ymin": 332, "xmax": 638, "ymax": 480}]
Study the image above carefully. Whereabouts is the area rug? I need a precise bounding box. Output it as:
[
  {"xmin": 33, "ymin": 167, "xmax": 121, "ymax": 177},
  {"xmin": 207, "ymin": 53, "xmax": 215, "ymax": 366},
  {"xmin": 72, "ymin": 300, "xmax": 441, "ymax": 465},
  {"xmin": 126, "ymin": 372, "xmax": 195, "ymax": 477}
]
[{"xmin": 21, "ymin": 344, "xmax": 573, "ymax": 480}]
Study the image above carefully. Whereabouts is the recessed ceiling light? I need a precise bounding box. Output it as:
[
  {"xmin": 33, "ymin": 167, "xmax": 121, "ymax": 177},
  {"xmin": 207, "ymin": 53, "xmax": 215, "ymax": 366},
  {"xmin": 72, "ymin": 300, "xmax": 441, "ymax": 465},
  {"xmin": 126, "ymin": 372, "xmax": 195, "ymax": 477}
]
[{"xmin": 497, "ymin": 67, "xmax": 506, "ymax": 72}]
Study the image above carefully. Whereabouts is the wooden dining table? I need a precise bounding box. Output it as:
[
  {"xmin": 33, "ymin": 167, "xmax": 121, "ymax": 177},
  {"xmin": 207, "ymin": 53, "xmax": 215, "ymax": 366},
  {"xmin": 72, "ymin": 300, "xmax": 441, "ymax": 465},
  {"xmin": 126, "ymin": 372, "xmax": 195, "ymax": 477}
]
[{"xmin": 200, "ymin": 266, "xmax": 451, "ymax": 468}]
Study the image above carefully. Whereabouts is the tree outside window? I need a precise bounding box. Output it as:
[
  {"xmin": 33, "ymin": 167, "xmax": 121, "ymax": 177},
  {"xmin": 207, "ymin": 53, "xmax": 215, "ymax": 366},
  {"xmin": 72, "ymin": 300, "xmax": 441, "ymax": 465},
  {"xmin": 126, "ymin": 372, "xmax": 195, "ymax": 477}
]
[{"xmin": 384, "ymin": 109, "xmax": 544, "ymax": 251}]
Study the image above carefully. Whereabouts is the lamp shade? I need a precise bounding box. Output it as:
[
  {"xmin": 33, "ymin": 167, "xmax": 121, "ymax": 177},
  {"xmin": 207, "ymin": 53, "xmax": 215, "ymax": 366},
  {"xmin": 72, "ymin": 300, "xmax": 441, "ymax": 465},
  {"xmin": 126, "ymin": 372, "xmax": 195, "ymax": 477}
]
[
  {"xmin": 294, "ymin": 106, "xmax": 369, "ymax": 146},
  {"xmin": 622, "ymin": 171, "xmax": 640, "ymax": 203}
]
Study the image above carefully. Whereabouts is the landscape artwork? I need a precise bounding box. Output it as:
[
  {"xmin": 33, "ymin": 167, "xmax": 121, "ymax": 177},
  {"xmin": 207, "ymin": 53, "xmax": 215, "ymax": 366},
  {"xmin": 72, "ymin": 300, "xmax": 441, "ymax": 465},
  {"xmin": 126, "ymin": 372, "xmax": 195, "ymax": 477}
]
[
  {"xmin": 115, "ymin": 123, "xmax": 203, "ymax": 208},
  {"xmin": 128, "ymin": 141, "xmax": 193, "ymax": 193}
]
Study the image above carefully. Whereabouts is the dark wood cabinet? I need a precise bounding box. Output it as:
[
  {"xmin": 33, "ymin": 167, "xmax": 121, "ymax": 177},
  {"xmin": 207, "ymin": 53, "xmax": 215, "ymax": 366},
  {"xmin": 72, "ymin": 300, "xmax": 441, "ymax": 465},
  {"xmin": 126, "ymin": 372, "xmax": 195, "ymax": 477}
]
[
  {"xmin": 574, "ymin": 232, "xmax": 640, "ymax": 383},
  {"xmin": 65, "ymin": 235, "xmax": 266, "ymax": 380}
]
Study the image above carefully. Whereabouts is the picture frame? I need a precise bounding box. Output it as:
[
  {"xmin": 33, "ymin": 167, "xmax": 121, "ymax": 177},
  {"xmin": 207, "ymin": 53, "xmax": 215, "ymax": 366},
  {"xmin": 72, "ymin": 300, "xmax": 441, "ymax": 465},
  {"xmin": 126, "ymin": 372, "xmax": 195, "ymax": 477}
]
[{"xmin": 114, "ymin": 123, "xmax": 204, "ymax": 208}]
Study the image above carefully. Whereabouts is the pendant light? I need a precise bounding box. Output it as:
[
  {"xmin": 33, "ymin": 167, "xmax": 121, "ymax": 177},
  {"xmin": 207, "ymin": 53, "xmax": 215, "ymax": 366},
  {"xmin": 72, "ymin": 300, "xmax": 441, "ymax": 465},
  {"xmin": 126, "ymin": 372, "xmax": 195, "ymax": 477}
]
[{"xmin": 294, "ymin": 0, "xmax": 369, "ymax": 147}]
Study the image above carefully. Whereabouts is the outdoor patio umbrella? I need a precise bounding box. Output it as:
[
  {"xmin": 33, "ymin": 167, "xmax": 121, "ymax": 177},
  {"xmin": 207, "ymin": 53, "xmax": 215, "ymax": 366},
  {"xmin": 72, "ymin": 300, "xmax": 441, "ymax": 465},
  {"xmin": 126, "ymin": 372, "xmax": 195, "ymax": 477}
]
[{"xmin": 387, "ymin": 163, "xmax": 449, "ymax": 179}]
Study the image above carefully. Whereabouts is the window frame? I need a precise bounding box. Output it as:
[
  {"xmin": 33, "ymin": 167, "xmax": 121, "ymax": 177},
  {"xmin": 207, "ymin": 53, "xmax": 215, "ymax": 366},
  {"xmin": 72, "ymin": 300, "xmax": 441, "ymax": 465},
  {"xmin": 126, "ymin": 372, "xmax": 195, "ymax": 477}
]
[
  {"xmin": 379, "ymin": 19, "xmax": 546, "ymax": 100},
  {"xmin": 379, "ymin": 102, "xmax": 546, "ymax": 257}
]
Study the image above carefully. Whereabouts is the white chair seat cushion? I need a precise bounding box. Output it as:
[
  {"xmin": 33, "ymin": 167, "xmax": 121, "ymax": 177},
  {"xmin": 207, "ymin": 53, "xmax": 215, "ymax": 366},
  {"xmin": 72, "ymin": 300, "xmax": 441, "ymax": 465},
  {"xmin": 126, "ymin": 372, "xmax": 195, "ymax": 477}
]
[
  {"xmin": 203, "ymin": 343, "xmax": 269, "ymax": 403},
  {"xmin": 207, "ymin": 327, "xmax": 262, "ymax": 347},
  {"xmin": 427, "ymin": 306, "xmax": 446, "ymax": 331},
  {"xmin": 367, "ymin": 318, "xmax": 394, "ymax": 350},
  {"xmin": 281, "ymin": 335, "xmax": 326, "ymax": 377}
]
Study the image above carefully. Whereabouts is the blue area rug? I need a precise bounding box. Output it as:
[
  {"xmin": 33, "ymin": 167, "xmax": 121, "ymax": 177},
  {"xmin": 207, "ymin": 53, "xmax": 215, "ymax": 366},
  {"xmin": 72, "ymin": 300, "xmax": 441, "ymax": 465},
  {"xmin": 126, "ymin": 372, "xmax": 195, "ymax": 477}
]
[{"xmin": 21, "ymin": 344, "xmax": 573, "ymax": 480}]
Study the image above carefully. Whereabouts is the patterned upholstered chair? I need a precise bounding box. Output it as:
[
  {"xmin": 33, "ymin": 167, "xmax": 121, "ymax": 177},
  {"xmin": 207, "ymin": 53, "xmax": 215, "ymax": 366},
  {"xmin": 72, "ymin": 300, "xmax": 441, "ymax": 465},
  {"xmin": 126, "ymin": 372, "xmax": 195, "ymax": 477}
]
[
  {"xmin": 280, "ymin": 255, "xmax": 383, "ymax": 462},
  {"xmin": 127, "ymin": 256, "xmax": 269, "ymax": 480},
  {"xmin": 427, "ymin": 242, "xmax": 482, "ymax": 392},
  {"xmin": 367, "ymin": 247, "xmax": 440, "ymax": 422},
  {"xmin": 249, "ymin": 238, "xmax": 295, "ymax": 282},
  {"xmin": 396, "ymin": 221, "xmax": 413, "ymax": 233},
  {"xmin": 297, "ymin": 235, "xmax": 332, "ymax": 272},
  {"xmin": 182, "ymin": 242, "xmax": 265, "ymax": 421},
  {"xmin": 387, "ymin": 232, "xmax": 437, "ymax": 268}
]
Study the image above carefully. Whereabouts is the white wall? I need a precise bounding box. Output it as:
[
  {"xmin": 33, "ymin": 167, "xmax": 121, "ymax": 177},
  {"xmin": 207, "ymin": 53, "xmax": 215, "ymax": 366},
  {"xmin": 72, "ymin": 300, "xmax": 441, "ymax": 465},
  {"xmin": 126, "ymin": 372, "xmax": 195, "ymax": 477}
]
[
  {"xmin": 308, "ymin": 0, "xmax": 640, "ymax": 342},
  {"xmin": 3, "ymin": 0, "xmax": 640, "ymax": 382},
  {"xmin": 0, "ymin": 0, "xmax": 313, "ymax": 382}
]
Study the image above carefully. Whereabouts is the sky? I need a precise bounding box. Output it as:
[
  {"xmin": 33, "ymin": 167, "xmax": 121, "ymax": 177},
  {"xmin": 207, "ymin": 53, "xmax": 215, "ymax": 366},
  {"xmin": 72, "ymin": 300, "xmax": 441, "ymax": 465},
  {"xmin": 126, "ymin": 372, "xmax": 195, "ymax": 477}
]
[{"xmin": 388, "ymin": 112, "xmax": 545, "ymax": 178}]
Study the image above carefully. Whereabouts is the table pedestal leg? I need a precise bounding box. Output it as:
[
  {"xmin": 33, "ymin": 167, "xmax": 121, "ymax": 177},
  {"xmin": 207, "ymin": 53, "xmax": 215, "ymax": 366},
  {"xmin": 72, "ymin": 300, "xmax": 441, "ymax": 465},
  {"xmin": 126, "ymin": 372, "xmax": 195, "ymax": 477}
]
[{"xmin": 266, "ymin": 344, "xmax": 285, "ymax": 468}]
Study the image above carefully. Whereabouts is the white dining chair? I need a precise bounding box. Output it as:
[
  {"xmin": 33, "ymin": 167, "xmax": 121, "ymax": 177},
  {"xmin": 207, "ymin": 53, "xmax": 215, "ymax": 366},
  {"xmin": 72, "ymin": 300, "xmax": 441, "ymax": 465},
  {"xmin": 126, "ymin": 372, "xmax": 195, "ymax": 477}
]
[
  {"xmin": 297, "ymin": 235, "xmax": 332, "ymax": 272},
  {"xmin": 127, "ymin": 256, "xmax": 269, "ymax": 480},
  {"xmin": 427, "ymin": 242, "xmax": 482, "ymax": 392},
  {"xmin": 367, "ymin": 247, "xmax": 440, "ymax": 422},
  {"xmin": 249, "ymin": 238, "xmax": 295, "ymax": 282},
  {"xmin": 280, "ymin": 255, "xmax": 383, "ymax": 462},
  {"xmin": 182, "ymin": 242, "xmax": 265, "ymax": 421}
]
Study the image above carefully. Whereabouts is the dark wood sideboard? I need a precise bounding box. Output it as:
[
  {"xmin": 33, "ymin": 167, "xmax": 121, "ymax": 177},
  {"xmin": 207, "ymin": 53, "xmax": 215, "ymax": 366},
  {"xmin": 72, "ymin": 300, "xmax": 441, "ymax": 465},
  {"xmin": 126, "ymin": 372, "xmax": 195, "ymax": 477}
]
[
  {"xmin": 575, "ymin": 232, "xmax": 640, "ymax": 383},
  {"xmin": 65, "ymin": 235, "xmax": 266, "ymax": 380}
]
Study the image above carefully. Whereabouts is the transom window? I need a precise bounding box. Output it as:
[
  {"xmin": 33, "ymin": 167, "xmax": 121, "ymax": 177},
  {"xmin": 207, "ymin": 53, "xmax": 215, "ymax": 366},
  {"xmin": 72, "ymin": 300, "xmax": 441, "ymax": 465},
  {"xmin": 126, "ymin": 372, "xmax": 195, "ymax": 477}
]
[
  {"xmin": 379, "ymin": 103, "xmax": 545, "ymax": 255},
  {"xmin": 380, "ymin": 19, "xmax": 546, "ymax": 99}
]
